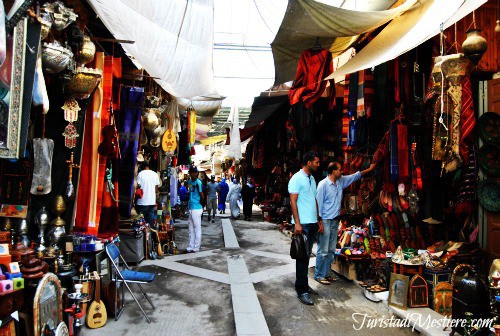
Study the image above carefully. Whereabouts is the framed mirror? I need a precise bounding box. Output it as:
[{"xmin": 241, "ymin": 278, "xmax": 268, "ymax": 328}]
[
  {"xmin": 0, "ymin": 19, "xmax": 27, "ymax": 159},
  {"xmin": 0, "ymin": 17, "xmax": 40, "ymax": 159},
  {"xmin": 388, "ymin": 273, "xmax": 409, "ymax": 310},
  {"xmin": 33, "ymin": 273, "xmax": 63, "ymax": 336}
]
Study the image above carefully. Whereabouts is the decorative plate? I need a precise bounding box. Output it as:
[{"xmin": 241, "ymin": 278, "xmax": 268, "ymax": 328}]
[
  {"xmin": 478, "ymin": 143, "xmax": 500, "ymax": 177},
  {"xmin": 478, "ymin": 179, "xmax": 500, "ymax": 212},
  {"xmin": 478, "ymin": 112, "xmax": 500, "ymax": 145}
]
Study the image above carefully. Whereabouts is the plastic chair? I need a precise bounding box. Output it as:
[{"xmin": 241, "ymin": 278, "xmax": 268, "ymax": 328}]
[{"xmin": 106, "ymin": 242, "xmax": 156, "ymax": 323}]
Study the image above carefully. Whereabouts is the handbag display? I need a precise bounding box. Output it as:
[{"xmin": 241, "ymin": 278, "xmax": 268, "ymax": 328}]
[{"xmin": 290, "ymin": 234, "xmax": 308, "ymax": 261}]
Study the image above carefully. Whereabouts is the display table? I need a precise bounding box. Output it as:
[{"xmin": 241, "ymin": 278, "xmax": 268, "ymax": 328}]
[
  {"xmin": 393, "ymin": 262, "xmax": 423, "ymax": 277},
  {"xmin": 331, "ymin": 253, "xmax": 370, "ymax": 281}
]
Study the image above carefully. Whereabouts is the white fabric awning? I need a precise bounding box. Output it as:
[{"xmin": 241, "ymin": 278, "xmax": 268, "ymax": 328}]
[
  {"xmin": 271, "ymin": 0, "xmax": 417, "ymax": 85},
  {"xmin": 87, "ymin": 0, "xmax": 219, "ymax": 99},
  {"xmin": 325, "ymin": 0, "xmax": 487, "ymax": 80}
]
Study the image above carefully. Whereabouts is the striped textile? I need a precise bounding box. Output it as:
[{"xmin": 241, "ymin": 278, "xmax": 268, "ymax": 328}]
[
  {"xmin": 342, "ymin": 74, "xmax": 350, "ymax": 150},
  {"xmin": 364, "ymin": 69, "xmax": 374, "ymax": 118},
  {"xmin": 397, "ymin": 124, "xmax": 409, "ymax": 180},
  {"xmin": 389, "ymin": 124, "xmax": 399, "ymax": 183},
  {"xmin": 460, "ymin": 77, "xmax": 475, "ymax": 165},
  {"xmin": 289, "ymin": 48, "xmax": 333, "ymax": 108},
  {"xmin": 357, "ymin": 70, "xmax": 365, "ymax": 117}
]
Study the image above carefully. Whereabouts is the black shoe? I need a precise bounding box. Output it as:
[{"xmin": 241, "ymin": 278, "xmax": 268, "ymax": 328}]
[
  {"xmin": 308, "ymin": 286, "xmax": 319, "ymax": 295},
  {"xmin": 297, "ymin": 293, "xmax": 314, "ymax": 305},
  {"xmin": 207, "ymin": 216, "xmax": 211, "ymax": 221}
]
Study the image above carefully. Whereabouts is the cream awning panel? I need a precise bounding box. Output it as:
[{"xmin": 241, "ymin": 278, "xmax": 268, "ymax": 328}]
[
  {"xmin": 87, "ymin": 0, "xmax": 219, "ymax": 99},
  {"xmin": 271, "ymin": 0, "xmax": 417, "ymax": 85},
  {"xmin": 325, "ymin": 0, "xmax": 487, "ymax": 80}
]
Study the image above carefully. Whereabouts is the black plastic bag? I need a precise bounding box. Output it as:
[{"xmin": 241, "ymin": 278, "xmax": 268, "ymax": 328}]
[{"xmin": 290, "ymin": 234, "xmax": 308, "ymax": 261}]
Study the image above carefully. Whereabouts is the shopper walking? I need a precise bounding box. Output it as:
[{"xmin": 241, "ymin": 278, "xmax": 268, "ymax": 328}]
[
  {"xmin": 226, "ymin": 178, "xmax": 241, "ymax": 219},
  {"xmin": 218, "ymin": 178, "xmax": 229, "ymax": 214},
  {"xmin": 288, "ymin": 151, "xmax": 323, "ymax": 306},
  {"xmin": 179, "ymin": 180, "xmax": 189, "ymax": 218},
  {"xmin": 241, "ymin": 177, "xmax": 256, "ymax": 221},
  {"xmin": 314, "ymin": 161, "xmax": 376, "ymax": 284},
  {"xmin": 186, "ymin": 165, "xmax": 205, "ymax": 253},
  {"xmin": 136, "ymin": 160, "xmax": 160, "ymax": 229},
  {"xmin": 206, "ymin": 174, "xmax": 219, "ymax": 223}
]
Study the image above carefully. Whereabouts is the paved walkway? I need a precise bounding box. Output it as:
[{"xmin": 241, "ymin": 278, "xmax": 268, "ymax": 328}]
[{"xmin": 81, "ymin": 207, "xmax": 418, "ymax": 336}]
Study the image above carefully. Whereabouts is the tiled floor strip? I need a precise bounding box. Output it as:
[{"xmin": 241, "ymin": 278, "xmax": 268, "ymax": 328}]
[
  {"xmin": 222, "ymin": 218, "xmax": 240, "ymax": 248},
  {"xmin": 228, "ymin": 255, "xmax": 271, "ymax": 336}
]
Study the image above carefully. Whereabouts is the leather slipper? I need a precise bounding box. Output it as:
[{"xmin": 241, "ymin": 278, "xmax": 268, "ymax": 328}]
[{"xmin": 315, "ymin": 278, "xmax": 330, "ymax": 285}]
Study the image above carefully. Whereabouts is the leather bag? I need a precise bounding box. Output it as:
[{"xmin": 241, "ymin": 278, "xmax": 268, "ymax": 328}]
[{"xmin": 290, "ymin": 234, "xmax": 308, "ymax": 261}]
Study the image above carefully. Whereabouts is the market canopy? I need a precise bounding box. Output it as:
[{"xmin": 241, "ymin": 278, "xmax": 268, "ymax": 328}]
[
  {"xmin": 271, "ymin": 0, "xmax": 418, "ymax": 85},
  {"xmin": 244, "ymin": 95, "xmax": 289, "ymax": 129},
  {"xmin": 325, "ymin": 0, "xmax": 487, "ymax": 80},
  {"xmin": 87, "ymin": 0, "xmax": 219, "ymax": 99}
]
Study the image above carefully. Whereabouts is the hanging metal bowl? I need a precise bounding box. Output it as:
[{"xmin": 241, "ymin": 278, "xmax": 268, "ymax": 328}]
[
  {"xmin": 42, "ymin": 41, "xmax": 73, "ymax": 74},
  {"xmin": 76, "ymin": 36, "xmax": 96, "ymax": 65},
  {"xmin": 67, "ymin": 67, "xmax": 102, "ymax": 99},
  {"xmin": 40, "ymin": 18, "xmax": 52, "ymax": 40}
]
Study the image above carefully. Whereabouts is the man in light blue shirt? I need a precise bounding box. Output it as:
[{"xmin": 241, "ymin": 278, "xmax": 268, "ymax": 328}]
[
  {"xmin": 314, "ymin": 161, "xmax": 376, "ymax": 284},
  {"xmin": 288, "ymin": 151, "xmax": 323, "ymax": 306}
]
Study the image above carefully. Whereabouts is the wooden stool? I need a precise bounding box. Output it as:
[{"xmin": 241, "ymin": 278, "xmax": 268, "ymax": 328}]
[{"xmin": 393, "ymin": 263, "xmax": 423, "ymax": 277}]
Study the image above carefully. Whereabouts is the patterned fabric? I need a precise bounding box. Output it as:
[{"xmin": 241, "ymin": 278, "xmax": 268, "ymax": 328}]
[
  {"xmin": 397, "ymin": 125, "xmax": 409, "ymax": 180},
  {"xmin": 364, "ymin": 69, "xmax": 375, "ymax": 118},
  {"xmin": 389, "ymin": 124, "xmax": 399, "ymax": 183},
  {"xmin": 342, "ymin": 74, "xmax": 350, "ymax": 150},
  {"xmin": 289, "ymin": 48, "xmax": 332, "ymax": 108},
  {"xmin": 118, "ymin": 86, "xmax": 144, "ymax": 218},
  {"xmin": 356, "ymin": 70, "xmax": 365, "ymax": 117},
  {"xmin": 460, "ymin": 77, "xmax": 475, "ymax": 165}
]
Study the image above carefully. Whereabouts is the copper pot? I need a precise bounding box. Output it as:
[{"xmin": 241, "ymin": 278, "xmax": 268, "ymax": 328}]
[
  {"xmin": 76, "ymin": 36, "xmax": 96, "ymax": 65},
  {"xmin": 462, "ymin": 28, "xmax": 487, "ymax": 65},
  {"xmin": 68, "ymin": 67, "xmax": 102, "ymax": 99}
]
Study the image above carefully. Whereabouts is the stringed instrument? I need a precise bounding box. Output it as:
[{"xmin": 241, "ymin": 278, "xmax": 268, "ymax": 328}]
[
  {"xmin": 86, "ymin": 271, "xmax": 107, "ymax": 329},
  {"xmin": 98, "ymin": 100, "xmax": 119, "ymax": 158},
  {"xmin": 162, "ymin": 109, "xmax": 177, "ymax": 152}
]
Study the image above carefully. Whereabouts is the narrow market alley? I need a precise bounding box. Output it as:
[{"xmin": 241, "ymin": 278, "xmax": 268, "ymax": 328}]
[{"xmin": 81, "ymin": 207, "xmax": 417, "ymax": 336}]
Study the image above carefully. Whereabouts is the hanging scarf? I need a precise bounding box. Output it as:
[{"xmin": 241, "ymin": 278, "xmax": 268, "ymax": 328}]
[
  {"xmin": 117, "ymin": 86, "xmax": 144, "ymax": 218},
  {"xmin": 389, "ymin": 124, "xmax": 399, "ymax": 183},
  {"xmin": 460, "ymin": 77, "xmax": 475, "ymax": 165},
  {"xmin": 397, "ymin": 124, "xmax": 409, "ymax": 180},
  {"xmin": 288, "ymin": 48, "xmax": 333, "ymax": 108},
  {"xmin": 356, "ymin": 70, "xmax": 365, "ymax": 117}
]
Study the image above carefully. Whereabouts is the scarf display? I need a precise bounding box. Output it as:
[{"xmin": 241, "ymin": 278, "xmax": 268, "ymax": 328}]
[
  {"xmin": 118, "ymin": 86, "xmax": 144, "ymax": 218},
  {"xmin": 389, "ymin": 124, "xmax": 399, "ymax": 183},
  {"xmin": 97, "ymin": 56, "xmax": 121, "ymax": 235},
  {"xmin": 288, "ymin": 48, "xmax": 333, "ymax": 108},
  {"xmin": 460, "ymin": 77, "xmax": 475, "ymax": 165},
  {"xmin": 74, "ymin": 52, "xmax": 104, "ymax": 234},
  {"xmin": 397, "ymin": 124, "xmax": 409, "ymax": 180}
]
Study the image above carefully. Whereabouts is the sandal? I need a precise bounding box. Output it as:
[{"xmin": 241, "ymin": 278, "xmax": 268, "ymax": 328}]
[
  {"xmin": 325, "ymin": 275, "xmax": 338, "ymax": 282},
  {"xmin": 315, "ymin": 278, "xmax": 330, "ymax": 285}
]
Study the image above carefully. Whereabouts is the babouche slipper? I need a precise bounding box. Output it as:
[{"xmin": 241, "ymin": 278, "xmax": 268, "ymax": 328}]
[{"xmin": 315, "ymin": 278, "xmax": 330, "ymax": 285}]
